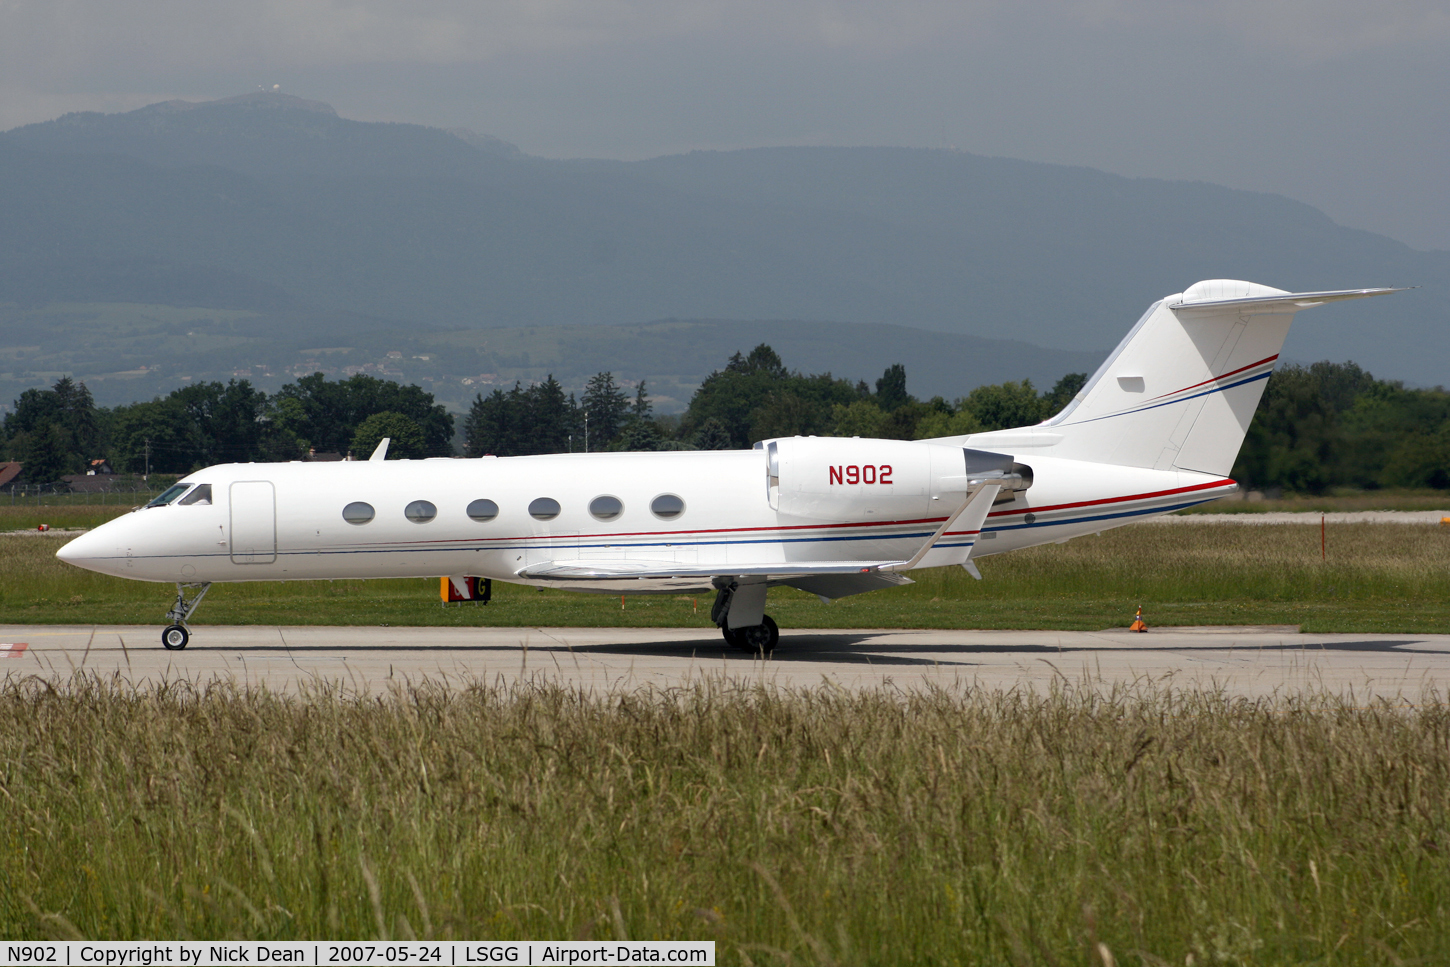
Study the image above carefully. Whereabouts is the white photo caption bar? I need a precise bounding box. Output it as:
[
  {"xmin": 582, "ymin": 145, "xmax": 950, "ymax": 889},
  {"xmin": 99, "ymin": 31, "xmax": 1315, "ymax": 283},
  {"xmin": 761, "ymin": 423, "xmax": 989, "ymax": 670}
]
[{"xmin": 1, "ymin": 942, "xmax": 714, "ymax": 966}]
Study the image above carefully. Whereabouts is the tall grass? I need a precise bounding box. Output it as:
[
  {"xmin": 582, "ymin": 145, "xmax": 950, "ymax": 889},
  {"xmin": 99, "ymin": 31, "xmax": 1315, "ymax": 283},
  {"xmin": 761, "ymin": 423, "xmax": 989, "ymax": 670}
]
[
  {"xmin": 7, "ymin": 522, "xmax": 1448, "ymax": 631},
  {"xmin": 1, "ymin": 677, "xmax": 1446, "ymax": 962}
]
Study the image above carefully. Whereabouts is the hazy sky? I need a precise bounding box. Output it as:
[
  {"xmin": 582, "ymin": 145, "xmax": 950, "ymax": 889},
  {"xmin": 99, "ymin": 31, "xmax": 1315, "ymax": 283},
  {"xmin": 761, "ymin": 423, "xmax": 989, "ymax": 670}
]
[{"xmin": 3, "ymin": 0, "xmax": 1447, "ymax": 251}]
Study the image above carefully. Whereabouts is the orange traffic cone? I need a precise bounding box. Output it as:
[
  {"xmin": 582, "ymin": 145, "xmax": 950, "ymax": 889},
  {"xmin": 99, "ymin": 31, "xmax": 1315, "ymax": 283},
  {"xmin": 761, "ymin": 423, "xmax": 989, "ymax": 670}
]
[{"xmin": 1128, "ymin": 605, "xmax": 1148, "ymax": 633}]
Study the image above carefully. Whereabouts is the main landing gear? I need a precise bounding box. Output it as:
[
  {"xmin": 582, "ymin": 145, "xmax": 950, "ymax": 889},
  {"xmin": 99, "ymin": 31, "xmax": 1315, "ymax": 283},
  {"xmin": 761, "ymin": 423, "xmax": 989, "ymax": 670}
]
[
  {"xmin": 710, "ymin": 580, "xmax": 780, "ymax": 655},
  {"xmin": 162, "ymin": 582, "xmax": 212, "ymax": 650},
  {"xmin": 723, "ymin": 616, "xmax": 779, "ymax": 654}
]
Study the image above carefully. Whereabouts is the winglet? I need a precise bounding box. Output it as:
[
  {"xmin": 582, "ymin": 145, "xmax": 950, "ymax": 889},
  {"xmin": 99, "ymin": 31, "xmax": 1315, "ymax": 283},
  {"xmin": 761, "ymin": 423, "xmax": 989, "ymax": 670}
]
[{"xmin": 369, "ymin": 438, "xmax": 390, "ymax": 461}]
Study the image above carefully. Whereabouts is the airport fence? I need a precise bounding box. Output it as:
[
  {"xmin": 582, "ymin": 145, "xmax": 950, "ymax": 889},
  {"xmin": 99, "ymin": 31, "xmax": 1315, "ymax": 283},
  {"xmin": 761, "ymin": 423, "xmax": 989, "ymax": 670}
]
[{"xmin": 2, "ymin": 480, "xmax": 178, "ymax": 506}]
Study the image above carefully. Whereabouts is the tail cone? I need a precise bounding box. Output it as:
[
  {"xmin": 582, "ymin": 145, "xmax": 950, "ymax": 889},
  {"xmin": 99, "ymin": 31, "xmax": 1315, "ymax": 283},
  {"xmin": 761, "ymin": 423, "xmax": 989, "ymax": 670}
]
[{"xmin": 1128, "ymin": 606, "xmax": 1148, "ymax": 633}]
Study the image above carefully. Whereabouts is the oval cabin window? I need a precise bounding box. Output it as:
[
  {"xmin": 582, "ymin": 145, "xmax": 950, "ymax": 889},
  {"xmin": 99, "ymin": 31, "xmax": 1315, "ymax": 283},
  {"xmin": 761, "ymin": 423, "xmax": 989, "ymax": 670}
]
[
  {"xmin": 467, "ymin": 498, "xmax": 499, "ymax": 522},
  {"xmin": 650, "ymin": 493, "xmax": 685, "ymax": 520},
  {"xmin": 405, "ymin": 500, "xmax": 438, "ymax": 523},
  {"xmin": 589, "ymin": 495, "xmax": 624, "ymax": 521},
  {"xmin": 529, "ymin": 497, "xmax": 561, "ymax": 521},
  {"xmin": 342, "ymin": 501, "xmax": 375, "ymax": 524}
]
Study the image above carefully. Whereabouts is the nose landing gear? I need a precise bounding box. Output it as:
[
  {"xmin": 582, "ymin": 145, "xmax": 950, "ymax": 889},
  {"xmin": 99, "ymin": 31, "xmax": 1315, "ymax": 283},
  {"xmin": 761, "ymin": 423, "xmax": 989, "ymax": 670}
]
[{"xmin": 162, "ymin": 582, "xmax": 212, "ymax": 650}]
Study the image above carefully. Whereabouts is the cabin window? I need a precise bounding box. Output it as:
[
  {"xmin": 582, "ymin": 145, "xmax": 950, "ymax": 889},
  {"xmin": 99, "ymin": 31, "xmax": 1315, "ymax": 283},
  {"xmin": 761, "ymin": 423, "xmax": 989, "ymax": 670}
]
[
  {"xmin": 467, "ymin": 498, "xmax": 499, "ymax": 522},
  {"xmin": 650, "ymin": 493, "xmax": 685, "ymax": 520},
  {"xmin": 529, "ymin": 497, "xmax": 561, "ymax": 521},
  {"xmin": 146, "ymin": 484, "xmax": 191, "ymax": 508},
  {"xmin": 178, "ymin": 483, "xmax": 212, "ymax": 505},
  {"xmin": 405, "ymin": 500, "xmax": 438, "ymax": 523},
  {"xmin": 589, "ymin": 495, "xmax": 624, "ymax": 521},
  {"xmin": 342, "ymin": 501, "xmax": 375, "ymax": 524}
]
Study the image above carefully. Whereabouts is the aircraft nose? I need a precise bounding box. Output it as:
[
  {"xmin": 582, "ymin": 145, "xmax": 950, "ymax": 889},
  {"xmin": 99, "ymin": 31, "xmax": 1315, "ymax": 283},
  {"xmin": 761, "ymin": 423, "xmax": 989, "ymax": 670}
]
[{"xmin": 56, "ymin": 527, "xmax": 110, "ymax": 572}]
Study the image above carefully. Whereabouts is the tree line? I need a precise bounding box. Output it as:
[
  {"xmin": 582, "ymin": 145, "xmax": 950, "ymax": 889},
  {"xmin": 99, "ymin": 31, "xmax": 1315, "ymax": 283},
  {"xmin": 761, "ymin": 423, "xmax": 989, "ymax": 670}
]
[
  {"xmin": 461, "ymin": 346, "xmax": 1088, "ymax": 457},
  {"xmin": 1234, "ymin": 361, "xmax": 1450, "ymax": 491},
  {"xmin": 0, "ymin": 373, "xmax": 453, "ymax": 481},
  {"xmin": 4, "ymin": 350, "xmax": 1447, "ymax": 494}
]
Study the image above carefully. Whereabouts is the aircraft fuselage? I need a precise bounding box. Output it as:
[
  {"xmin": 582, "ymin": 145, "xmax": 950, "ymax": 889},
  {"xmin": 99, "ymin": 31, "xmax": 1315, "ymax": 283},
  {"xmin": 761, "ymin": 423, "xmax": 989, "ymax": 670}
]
[{"xmin": 57, "ymin": 447, "xmax": 1235, "ymax": 593}]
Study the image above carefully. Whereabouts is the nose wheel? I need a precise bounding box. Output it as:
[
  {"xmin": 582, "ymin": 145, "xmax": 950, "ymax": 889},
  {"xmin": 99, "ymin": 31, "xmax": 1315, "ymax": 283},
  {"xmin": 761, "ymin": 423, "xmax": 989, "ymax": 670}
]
[{"xmin": 161, "ymin": 582, "xmax": 211, "ymax": 650}]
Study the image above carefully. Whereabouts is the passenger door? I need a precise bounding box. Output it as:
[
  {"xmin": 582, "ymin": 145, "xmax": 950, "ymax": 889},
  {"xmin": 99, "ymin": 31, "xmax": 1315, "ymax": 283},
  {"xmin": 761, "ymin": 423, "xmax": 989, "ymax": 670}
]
[{"xmin": 229, "ymin": 481, "xmax": 277, "ymax": 565}]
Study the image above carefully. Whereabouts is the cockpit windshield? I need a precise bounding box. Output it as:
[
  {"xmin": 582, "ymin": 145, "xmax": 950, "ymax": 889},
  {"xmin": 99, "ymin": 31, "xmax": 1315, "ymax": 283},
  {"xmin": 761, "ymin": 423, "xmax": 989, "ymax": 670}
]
[
  {"xmin": 145, "ymin": 484, "xmax": 192, "ymax": 508},
  {"xmin": 178, "ymin": 483, "xmax": 212, "ymax": 505}
]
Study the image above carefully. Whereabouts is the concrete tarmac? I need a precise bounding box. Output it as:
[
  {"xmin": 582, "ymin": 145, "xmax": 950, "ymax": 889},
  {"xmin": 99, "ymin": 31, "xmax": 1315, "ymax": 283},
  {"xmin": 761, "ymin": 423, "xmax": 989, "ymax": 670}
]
[{"xmin": 3, "ymin": 624, "xmax": 1448, "ymax": 701}]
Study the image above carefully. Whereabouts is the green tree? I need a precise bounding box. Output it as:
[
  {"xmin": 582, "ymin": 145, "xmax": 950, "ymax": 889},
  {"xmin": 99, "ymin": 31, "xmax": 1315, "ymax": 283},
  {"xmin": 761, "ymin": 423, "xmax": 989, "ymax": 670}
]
[
  {"xmin": 1, "ymin": 377, "xmax": 102, "ymax": 478},
  {"xmin": 8, "ymin": 423, "xmax": 72, "ymax": 485},
  {"xmin": 875, "ymin": 363, "xmax": 909, "ymax": 411},
  {"xmin": 463, "ymin": 376, "xmax": 580, "ymax": 457},
  {"xmin": 692, "ymin": 417, "xmax": 735, "ymax": 450},
  {"xmin": 581, "ymin": 372, "xmax": 629, "ymax": 451},
  {"xmin": 1041, "ymin": 372, "xmax": 1088, "ymax": 419},
  {"xmin": 913, "ymin": 409, "xmax": 984, "ymax": 439},
  {"xmin": 170, "ymin": 379, "xmax": 275, "ymax": 464},
  {"xmin": 749, "ymin": 391, "xmax": 820, "ymax": 441},
  {"xmin": 959, "ymin": 379, "xmax": 1044, "ymax": 431},
  {"xmin": 463, "ymin": 387, "xmax": 519, "ymax": 457},
  {"xmin": 529, "ymin": 376, "xmax": 578, "ymax": 454},
  {"xmin": 270, "ymin": 373, "xmax": 452, "ymax": 456},
  {"xmin": 615, "ymin": 382, "xmax": 662, "ymax": 451},
  {"xmin": 108, "ymin": 397, "xmax": 200, "ymax": 475},
  {"xmin": 682, "ymin": 344, "xmax": 863, "ymax": 448},
  {"xmin": 351, "ymin": 412, "xmax": 428, "ymax": 460},
  {"xmin": 1233, "ymin": 363, "xmax": 1365, "ymax": 492},
  {"xmin": 829, "ymin": 400, "xmax": 888, "ymax": 438}
]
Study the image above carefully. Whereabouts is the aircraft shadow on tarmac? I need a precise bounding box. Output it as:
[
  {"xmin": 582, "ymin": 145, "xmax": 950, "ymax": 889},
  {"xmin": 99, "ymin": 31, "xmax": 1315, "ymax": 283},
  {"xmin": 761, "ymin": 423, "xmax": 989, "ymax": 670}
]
[
  {"xmin": 219, "ymin": 634, "xmax": 950, "ymax": 667},
  {"xmin": 211, "ymin": 634, "xmax": 1442, "ymax": 669},
  {"xmin": 557, "ymin": 636, "xmax": 1440, "ymax": 667}
]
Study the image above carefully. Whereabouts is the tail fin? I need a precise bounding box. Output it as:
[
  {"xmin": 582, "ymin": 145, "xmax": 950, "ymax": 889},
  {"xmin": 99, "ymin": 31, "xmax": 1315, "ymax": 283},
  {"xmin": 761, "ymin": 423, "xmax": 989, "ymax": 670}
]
[{"xmin": 963, "ymin": 280, "xmax": 1401, "ymax": 474}]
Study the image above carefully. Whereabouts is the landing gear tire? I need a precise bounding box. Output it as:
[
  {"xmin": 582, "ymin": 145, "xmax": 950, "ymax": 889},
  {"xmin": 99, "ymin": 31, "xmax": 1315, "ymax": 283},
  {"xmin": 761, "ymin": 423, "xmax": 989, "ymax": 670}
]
[
  {"xmin": 725, "ymin": 615, "xmax": 779, "ymax": 655},
  {"xmin": 161, "ymin": 582, "xmax": 211, "ymax": 650}
]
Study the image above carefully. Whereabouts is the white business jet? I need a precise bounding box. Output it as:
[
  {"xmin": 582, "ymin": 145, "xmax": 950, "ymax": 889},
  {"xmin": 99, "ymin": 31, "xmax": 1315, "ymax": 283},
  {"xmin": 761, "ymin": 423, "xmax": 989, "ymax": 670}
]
[{"xmin": 57, "ymin": 280, "xmax": 1399, "ymax": 650}]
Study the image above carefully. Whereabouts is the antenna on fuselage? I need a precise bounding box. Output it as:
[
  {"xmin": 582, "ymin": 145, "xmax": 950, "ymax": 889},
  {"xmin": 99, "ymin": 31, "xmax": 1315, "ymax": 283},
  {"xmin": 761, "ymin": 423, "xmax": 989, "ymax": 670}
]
[{"xmin": 369, "ymin": 438, "xmax": 390, "ymax": 462}]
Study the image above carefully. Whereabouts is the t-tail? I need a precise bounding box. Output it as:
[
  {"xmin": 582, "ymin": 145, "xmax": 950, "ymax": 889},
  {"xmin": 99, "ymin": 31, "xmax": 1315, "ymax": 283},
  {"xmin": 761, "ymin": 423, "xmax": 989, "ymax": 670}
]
[{"xmin": 953, "ymin": 279, "xmax": 1402, "ymax": 475}]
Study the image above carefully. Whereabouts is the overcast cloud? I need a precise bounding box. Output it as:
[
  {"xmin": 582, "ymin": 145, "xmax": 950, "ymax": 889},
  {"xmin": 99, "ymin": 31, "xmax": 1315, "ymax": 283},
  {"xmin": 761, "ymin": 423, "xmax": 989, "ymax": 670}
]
[{"xmin": 2, "ymin": 0, "xmax": 1447, "ymax": 250}]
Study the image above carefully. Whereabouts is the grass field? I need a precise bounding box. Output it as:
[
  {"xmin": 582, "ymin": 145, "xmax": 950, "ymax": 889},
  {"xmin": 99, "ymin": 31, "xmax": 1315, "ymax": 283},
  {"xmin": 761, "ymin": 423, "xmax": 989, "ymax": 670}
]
[
  {"xmin": 1177, "ymin": 491, "xmax": 1450, "ymax": 514},
  {"xmin": 2, "ymin": 678, "xmax": 1447, "ymax": 961},
  {"xmin": 4, "ymin": 514, "xmax": 1449, "ymax": 633}
]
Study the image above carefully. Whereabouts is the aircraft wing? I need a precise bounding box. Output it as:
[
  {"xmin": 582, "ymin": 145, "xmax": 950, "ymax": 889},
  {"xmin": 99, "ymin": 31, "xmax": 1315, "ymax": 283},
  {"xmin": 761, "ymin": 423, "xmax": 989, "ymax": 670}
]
[
  {"xmin": 516, "ymin": 559, "xmax": 915, "ymax": 600},
  {"xmin": 517, "ymin": 560, "xmax": 910, "ymax": 581}
]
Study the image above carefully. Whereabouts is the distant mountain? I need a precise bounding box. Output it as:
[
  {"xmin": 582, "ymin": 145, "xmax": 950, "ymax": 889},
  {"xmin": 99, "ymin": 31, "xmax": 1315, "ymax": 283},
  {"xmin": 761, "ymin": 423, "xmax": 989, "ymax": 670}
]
[
  {"xmin": 0, "ymin": 93, "xmax": 1444, "ymax": 387},
  {"xmin": 2, "ymin": 92, "xmax": 513, "ymax": 178},
  {"xmin": 0, "ymin": 301, "xmax": 1104, "ymax": 412}
]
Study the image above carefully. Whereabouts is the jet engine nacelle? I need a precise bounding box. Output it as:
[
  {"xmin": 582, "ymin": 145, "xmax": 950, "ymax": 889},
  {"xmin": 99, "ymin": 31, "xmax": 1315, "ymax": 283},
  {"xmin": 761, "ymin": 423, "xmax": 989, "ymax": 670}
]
[{"xmin": 762, "ymin": 437, "xmax": 1027, "ymax": 522}]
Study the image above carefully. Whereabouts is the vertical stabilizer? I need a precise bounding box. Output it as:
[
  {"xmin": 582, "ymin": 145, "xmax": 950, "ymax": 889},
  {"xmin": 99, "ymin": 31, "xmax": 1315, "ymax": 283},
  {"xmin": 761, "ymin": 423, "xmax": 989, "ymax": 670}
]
[{"xmin": 955, "ymin": 281, "xmax": 1400, "ymax": 475}]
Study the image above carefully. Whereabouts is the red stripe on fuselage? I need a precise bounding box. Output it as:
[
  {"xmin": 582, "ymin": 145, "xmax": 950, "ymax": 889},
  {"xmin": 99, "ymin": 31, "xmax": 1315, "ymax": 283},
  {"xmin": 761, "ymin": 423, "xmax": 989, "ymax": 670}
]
[
  {"xmin": 985, "ymin": 478, "xmax": 1235, "ymax": 519},
  {"xmin": 332, "ymin": 479, "xmax": 1237, "ymax": 549}
]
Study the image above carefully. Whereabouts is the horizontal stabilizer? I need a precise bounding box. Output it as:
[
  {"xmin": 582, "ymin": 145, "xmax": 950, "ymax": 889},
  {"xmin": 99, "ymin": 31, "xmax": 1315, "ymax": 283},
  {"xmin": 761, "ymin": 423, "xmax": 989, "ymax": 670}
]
[{"xmin": 1171, "ymin": 287, "xmax": 1404, "ymax": 313}]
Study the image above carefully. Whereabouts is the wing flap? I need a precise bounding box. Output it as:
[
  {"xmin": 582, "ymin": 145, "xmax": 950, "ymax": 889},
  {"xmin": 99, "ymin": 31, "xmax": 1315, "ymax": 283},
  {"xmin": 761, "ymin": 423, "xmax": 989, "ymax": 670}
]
[{"xmin": 780, "ymin": 571, "xmax": 913, "ymax": 599}]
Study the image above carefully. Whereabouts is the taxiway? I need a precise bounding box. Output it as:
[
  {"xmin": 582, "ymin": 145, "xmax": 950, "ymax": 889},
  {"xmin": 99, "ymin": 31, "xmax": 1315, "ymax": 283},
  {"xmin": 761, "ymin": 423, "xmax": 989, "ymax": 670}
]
[{"xmin": 2, "ymin": 624, "xmax": 1447, "ymax": 700}]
